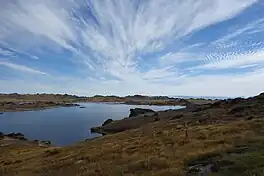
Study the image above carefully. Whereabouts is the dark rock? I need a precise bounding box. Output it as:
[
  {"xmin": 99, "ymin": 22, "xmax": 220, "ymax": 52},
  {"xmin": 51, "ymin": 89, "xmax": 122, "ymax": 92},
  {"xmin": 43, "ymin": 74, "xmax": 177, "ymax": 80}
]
[
  {"xmin": 0, "ymin": 132, "xmax": 4, "ymax": 140},
  {"xmin": 6, "ymin": 132, "xmax": 27, "ymax": 140},
  {"xmin": 79, "ymin": 106, "xmax": 86, "ymax": 108},
  {"xmin": 90, "ymin": 127, "xmax": 107, "ymax": 135},
  {"xmin": 0, "ymin": 112, "xmax": 3, "ymax": 115},
  {"xmin": 6, "ymin": 102, "xmax": 16, "ymax": 105},
  {"xmin": 90, "ymin": 127, "xmax": 99, "ymax": 133},
  {"xmin": 102, "ymin": 119, "xmax": 113, "ymax": 126},
  {"xmin": 153, "ymin": 117, "xmax": 160, "ymax": 122},
  {"xmin": 62, "ymin": 103, "xmax": 80, "ymax": 107},
  {"xmin": 246, "ymin": 116, "xmax": 254, "ymax": 120},
  {"xmin": 188, "ymin": 162, "xmax": 219, "ymax": 175},
  {"xmin": 230, "ymin": 98, "xmax": 245, "ymax": 104},
  {"xmin": 129, "ymin": 108, "xmax": 155, "ymax": 117},
  {"xmin": 41, "ymin": 141, "xmax": 51, "ymax": 145}
]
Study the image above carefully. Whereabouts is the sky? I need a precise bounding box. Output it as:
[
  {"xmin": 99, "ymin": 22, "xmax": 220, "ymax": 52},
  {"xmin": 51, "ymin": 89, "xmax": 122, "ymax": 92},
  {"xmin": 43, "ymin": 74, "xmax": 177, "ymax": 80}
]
[{"xmin": 0, "ymin": 0, "xmax": 264, "ymax": 97}]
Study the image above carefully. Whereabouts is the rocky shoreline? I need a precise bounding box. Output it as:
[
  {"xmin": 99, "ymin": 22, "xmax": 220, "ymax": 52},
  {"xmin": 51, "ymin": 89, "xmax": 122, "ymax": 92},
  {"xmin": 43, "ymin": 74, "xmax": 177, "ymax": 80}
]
[
  {"xmin": 0, "ymin": 101, "xmax": 80, "ymax": 112},
  {"xmin": 90, "ymin": 108, "xmax": 161, "ymax": 135},
  {"xmin": 0, "ymin": 132, "xmax": 52, "ymax": 147},
  {"xmin": 90, "ymin": 93, "xmax": 264, "ymax": 136},
  {"xmin": 86, "ymin": 95, "xmax": 216, "ymax": 106}
]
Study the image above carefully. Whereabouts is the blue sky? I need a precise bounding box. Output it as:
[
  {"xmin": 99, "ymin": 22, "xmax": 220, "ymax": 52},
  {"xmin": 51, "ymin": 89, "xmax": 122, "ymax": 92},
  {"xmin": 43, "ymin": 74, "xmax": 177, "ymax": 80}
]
[{"xmin": 1, "ymin": 0, "xmax": 264, "ymax": 97}]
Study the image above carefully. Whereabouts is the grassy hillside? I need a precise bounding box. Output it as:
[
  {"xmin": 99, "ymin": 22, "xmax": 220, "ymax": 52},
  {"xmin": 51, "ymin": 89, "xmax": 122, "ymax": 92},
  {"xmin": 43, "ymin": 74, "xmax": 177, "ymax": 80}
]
[
  {"xmin": 1, "ymin": 93, "xmax": 264, "ymax": 175},
  {"xmin": 1, "ymin": 118, "xmax": 264, "ymax": 175}
]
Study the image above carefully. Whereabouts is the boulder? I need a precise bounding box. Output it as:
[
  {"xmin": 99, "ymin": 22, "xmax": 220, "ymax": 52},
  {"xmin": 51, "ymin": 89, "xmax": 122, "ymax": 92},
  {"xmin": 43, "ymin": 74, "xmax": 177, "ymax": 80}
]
[
  {"xmin": 102, "ymin": 119, "xmax": 113, "ymax": 126},
  {"xmin": 41, "ymin": 141, "xmax": 51, "ymax": 145},
  {"xmin": 129, "ymin": 108, "xmax": 155, "ymax": 117}
]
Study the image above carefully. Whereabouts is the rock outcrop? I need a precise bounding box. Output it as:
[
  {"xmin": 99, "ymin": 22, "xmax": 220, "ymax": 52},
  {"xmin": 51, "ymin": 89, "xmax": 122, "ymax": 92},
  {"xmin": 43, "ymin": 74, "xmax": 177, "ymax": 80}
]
[
  {"xmin": 102, "ymin": 119, "xmax": 113, "ymax": 126},
  {"xmin": 129, "ymin": 108, "xmax": 155, "ymax": 117},
  {"xmin": 6, "ymin": 133, "xmax": 27, "ymax": 140}
]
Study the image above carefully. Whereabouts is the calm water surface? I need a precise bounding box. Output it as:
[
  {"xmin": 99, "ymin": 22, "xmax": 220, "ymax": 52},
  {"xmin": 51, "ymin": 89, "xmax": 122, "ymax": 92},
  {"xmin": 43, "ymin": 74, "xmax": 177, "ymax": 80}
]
[{"xmin": 0, "ymin": 103, "xmax": 183, "ymax": 146}]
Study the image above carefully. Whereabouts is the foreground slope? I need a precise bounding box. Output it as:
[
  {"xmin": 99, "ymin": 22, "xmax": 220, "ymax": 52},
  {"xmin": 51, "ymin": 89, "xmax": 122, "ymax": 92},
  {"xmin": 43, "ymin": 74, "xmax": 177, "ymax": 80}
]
[{"xmin": 1, "ymin": 120, "xmax": 264, "ymax": 175}]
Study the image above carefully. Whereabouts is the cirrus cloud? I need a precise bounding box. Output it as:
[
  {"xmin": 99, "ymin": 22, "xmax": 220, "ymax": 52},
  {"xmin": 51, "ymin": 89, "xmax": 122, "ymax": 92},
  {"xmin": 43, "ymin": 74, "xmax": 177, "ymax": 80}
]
[{"xmin": 0, "ymin": 0, "xmax": 263, "ymax": 97}]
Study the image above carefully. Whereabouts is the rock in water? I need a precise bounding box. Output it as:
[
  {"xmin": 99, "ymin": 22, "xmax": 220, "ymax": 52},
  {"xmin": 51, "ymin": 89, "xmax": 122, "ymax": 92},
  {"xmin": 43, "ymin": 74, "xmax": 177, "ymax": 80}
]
[
  {"xmin": 129, "ymin": 108, "xmax": 155, "ymax": 117},
  {"xmin": 102, "ymin": 119, "xmax": 113, "ymax": 126}
]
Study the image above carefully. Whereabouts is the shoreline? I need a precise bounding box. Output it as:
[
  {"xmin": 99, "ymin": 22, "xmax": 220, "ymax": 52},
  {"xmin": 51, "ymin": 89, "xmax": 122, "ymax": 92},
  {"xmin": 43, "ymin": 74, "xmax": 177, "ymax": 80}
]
[
  {"xmin": 0, "ymin": 93, "xmax": 217, "ymax": 112},
  {"xmin": 0, "ymin": 132, "xmax": 52, "ymax": 147},
  {"xmin": 90, "ymin": 94, "xmax": 264, "ymax": 136},
  {"xmin": 0, "ymin": 100, "xmax": 189, "ymax": 113},
  {"xmin": 0, "ymin": 101, "xmax": 80, "ymax": 112}
]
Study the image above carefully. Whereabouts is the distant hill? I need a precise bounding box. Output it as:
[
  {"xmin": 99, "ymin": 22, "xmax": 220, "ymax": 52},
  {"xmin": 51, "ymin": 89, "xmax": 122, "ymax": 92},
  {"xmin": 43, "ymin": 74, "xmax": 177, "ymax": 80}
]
[{"xmin": 172, "ymin": 95, "xmax": 233, "ymax": 100}]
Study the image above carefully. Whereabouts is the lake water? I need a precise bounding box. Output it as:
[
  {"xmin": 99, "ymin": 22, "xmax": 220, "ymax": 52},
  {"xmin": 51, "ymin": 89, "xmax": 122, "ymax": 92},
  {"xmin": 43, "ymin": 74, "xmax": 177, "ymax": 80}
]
[{"xmin": 0, "ymin": 103, "xmax": 183, "ymax": 146}]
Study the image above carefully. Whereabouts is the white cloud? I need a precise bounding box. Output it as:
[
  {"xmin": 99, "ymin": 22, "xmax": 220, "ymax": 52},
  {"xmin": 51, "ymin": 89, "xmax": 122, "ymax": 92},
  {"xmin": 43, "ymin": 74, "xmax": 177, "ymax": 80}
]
[
  {"xmin": 196, "ymin": 50, "xmax": 264, "ymax": 69},
  {"xmin": 78, "ymin": 0, "xmax": 257, "ymax": 80},
  {"xmin": 0, "ymin": 0, "xmax": 76, "ymax": 50},
  {"xmin": 0, "ymin": 0, "xmax": 263, "ymax": 96},
  {"xmin": 212, "ymin": 18, "xmax": 264, "ymax": 47},
  {"xmin": 1, "ymin": 68, "xmax": 263, "ymax": 97},
  {"xmin": 0, "ymin": 61, "xmax": 49, "ymax": 75},
  {"xmin": 160, "ymin": 52, "xmax": 204, "ymax": 66}
]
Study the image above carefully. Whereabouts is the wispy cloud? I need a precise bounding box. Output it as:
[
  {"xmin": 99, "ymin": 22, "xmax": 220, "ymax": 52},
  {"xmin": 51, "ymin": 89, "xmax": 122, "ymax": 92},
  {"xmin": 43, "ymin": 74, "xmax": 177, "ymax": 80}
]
[
  {"xmin": 0, "ymin": 61, "xmax": 49, "ymax": 75},
  {"xmin": 0, "ymin": 0, "xmax": 263, "ymax": 96},
  {"xmin": 0, "ymin": 48, "xmax": 14, "ymax": 56},
  {"xmin": 200, "ymin": 50, "xmax": 264, "ymax": 69}
]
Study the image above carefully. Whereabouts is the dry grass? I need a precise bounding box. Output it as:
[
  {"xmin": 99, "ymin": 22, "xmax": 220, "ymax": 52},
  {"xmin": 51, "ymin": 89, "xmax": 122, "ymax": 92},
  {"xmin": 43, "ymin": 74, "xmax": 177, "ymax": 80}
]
[{"xmin": 1, "ymin": 117, "xmax": 264, "ymax": 175}]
